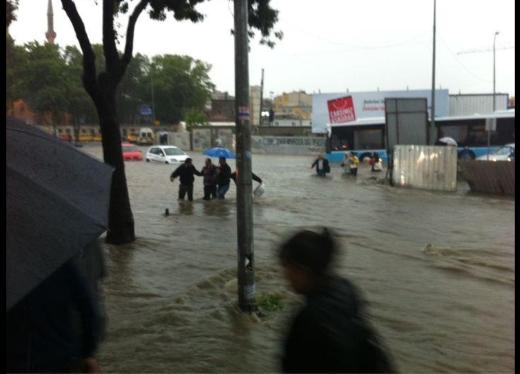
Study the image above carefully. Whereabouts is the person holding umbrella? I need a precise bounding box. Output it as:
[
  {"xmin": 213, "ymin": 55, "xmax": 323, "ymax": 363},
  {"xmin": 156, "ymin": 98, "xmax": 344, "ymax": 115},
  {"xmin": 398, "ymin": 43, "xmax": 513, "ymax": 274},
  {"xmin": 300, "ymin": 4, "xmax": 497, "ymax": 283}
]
[
  {"xmin": 216, "ymin": 156, "xmax": 233, "ymax": 199},
  {"xmin": 7, "ymin": 259, "xmax": 103, "ymax": 373},
  {"xmin": 6, "ymin": 118, "xmax": 112, "ymax": 373},
  {"xmin": 170, "ymin": 158, "xmax": 202, "ymax": 202}
]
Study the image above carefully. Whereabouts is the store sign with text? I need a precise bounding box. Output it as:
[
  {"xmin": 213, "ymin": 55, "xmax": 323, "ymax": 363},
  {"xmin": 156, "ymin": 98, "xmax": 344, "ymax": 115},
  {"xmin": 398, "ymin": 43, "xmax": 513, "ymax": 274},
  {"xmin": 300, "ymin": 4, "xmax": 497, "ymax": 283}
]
[{"xmin": 327, "ymin": 96, "xmax": 356, "ymax": 124}]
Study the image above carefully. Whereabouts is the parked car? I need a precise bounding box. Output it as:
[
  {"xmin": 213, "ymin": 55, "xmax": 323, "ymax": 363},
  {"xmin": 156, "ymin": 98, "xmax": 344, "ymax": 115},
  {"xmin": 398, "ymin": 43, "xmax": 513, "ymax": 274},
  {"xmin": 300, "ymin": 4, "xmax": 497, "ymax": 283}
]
[
  {"xmin": 122, "ymin": 143, "xmax": 143, "ymax": 161},
  {"xmin": 476, "ymin": 143, "xmax": 515, "ymax": 161},
  {"xmin": 146, "ymin": 145, "xmax": 189, "ymax": 164}
]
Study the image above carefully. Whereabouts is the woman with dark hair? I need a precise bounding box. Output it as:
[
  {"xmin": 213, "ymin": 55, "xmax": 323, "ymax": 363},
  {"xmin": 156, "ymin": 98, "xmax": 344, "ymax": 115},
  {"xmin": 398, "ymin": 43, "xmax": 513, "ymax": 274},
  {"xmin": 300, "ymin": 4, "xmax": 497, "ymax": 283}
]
[{"xmin": 279, "ymin": 228, "xmax": 395, "ymax": 373}]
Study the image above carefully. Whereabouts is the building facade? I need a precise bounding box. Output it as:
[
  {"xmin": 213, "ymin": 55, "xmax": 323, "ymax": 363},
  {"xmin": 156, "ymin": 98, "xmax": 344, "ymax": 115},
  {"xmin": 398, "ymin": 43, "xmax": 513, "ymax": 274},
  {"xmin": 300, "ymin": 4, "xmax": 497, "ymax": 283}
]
[{"xmin": 273, "ymin": 91, "xmax": 312, "ymax": 124}]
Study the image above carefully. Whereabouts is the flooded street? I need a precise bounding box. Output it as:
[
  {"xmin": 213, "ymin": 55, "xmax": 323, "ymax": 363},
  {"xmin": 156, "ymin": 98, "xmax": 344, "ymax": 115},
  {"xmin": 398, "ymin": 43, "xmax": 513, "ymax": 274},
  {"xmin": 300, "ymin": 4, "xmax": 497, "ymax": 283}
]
[{"xmin": 84, "ymin": 145, "xmax": 514, "ymax": 373}]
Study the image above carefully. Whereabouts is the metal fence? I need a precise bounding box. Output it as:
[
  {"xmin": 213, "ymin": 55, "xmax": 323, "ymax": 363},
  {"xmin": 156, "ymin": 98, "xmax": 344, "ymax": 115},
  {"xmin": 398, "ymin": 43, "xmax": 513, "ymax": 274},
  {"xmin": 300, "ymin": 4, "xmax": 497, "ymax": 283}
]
[
  {"xmin": 392, "ymin": 145, "xmax": 458, "ymax": 191},
  {"xmin": 459, "ymin": 160, "xmax": 515, "ymax": 196}
]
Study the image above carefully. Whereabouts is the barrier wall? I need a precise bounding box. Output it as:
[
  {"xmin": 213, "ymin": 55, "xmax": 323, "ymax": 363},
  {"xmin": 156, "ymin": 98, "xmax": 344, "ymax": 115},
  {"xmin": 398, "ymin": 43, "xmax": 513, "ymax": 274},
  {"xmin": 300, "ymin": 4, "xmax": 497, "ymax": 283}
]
[
  {"xmin": 392, "ymin": 145, "xmax": 458, "ymax": 191},
  {"xmin": 251, "ymin": 136, "xmax": 325, "ymax": 156},
  {"xmin": 459, "ymin": 160, "xmax": 515, "ymax": 196}
]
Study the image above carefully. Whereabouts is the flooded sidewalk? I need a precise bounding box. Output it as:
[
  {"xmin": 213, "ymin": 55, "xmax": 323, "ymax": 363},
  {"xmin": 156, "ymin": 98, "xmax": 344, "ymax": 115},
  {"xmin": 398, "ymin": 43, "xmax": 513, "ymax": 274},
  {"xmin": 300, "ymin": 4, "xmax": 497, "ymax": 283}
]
[{"xmin": 82, "ymin": 146, "xmax": 514, "ymax": 373}]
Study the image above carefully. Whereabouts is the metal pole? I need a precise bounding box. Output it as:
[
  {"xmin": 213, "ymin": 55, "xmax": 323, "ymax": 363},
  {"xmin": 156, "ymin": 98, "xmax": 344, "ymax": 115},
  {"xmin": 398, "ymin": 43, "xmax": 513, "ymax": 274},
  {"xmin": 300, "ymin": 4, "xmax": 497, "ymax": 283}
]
[
  {"xmin": 489, "ymin": 31, "xmax": 499, "ymax": 160},
  {"xmin": 430, "ymin": 0, "xmax": 436, "ymax": 143},
  {"xmin": 259, "ymin": 68, "xmax": 264, "ymax": 126},
  {"xmin": 234, "ymin": 0, "xmax": 256, "ymax": 313}
]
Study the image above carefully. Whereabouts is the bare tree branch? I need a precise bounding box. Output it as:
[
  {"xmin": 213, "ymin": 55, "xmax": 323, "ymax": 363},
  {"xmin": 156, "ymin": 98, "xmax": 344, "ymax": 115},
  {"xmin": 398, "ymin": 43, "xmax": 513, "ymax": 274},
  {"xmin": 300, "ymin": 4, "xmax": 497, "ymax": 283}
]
[
  {"xmin": 120, "ymin": 0, "xmax": 149, "ymax": 78},
  {"xmin": 60, "ymin": 0, "xmax": 99, "ymax": 100}
]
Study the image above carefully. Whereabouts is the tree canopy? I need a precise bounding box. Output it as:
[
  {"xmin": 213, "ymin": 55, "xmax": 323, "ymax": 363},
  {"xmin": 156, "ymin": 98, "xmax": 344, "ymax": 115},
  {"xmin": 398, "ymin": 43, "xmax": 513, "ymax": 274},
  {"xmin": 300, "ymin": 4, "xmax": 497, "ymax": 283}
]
[{"xmin": 7, "ymin": 41, "xmax": 215, "ymax": 126}]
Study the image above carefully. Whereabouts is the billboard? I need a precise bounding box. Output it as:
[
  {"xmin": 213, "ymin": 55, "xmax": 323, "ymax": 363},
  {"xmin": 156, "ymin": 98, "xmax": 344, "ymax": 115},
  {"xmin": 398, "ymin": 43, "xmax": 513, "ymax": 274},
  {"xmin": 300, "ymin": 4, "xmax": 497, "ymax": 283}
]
[
  {"xmin": 311, "ymin": 89, "xmax": 449, "ymax": 133},
  {"xmin": 384, "ymin": 98, "xmax": 429, "ymax": 150},
  {"xmin": 327, "ymin": 96, "xmax": 356, "ymax": 124}
]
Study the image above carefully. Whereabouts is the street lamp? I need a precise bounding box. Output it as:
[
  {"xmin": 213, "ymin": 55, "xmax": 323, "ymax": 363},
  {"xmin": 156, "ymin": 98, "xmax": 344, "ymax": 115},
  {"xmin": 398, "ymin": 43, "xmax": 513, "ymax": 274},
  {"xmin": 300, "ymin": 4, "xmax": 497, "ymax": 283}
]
[
  {"xmin": 488, "ymin": 31, "xmax": 499, "ymax": 160},
  {"xmin": 493, "ymin": 31, "xmax": 499, "ymax": 113}
]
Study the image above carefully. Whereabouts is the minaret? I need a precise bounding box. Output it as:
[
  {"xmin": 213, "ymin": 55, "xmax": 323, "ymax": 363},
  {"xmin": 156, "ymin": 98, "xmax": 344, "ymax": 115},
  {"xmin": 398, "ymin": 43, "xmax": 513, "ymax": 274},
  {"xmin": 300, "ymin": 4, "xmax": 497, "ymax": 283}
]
[{"xmin": 45, "ymin": 0, "xmax": 56, "ymax": 44}]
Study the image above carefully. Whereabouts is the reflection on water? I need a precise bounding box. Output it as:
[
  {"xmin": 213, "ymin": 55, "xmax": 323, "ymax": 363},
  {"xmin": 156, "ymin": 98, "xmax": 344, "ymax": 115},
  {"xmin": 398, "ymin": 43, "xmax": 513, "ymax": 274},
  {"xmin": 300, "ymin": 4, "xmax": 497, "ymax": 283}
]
[{"xmin": 81, "ymin": 146, "xmax": 514, "ymax": 373}]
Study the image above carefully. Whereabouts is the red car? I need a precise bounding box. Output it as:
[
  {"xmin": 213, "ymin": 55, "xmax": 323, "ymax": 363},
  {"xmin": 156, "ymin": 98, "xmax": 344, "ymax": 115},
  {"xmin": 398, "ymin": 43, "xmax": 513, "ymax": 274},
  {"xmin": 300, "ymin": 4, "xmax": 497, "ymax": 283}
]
[{"xmin": 122, "ymin": 143, "xmax": 143, "ymax": 161}]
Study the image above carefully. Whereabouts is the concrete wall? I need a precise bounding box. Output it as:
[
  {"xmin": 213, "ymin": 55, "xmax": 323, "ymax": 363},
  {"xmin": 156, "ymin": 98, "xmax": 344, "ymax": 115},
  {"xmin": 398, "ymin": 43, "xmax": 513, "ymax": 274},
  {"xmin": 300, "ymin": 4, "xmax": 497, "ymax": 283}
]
[
  {"xmin": 251, "ymin": 136, "xmax": 325, "ymax": 156},
  {"xmin": 191, "ymin": 128, "xmax": 235, "ymax": 151},
  {"xmin": 162, "ymin": 132, "xmax": 190, "ymax": 150},
  {"xmin": 393, "ymin": 145, "xmax": 458, "ymax": 191}
]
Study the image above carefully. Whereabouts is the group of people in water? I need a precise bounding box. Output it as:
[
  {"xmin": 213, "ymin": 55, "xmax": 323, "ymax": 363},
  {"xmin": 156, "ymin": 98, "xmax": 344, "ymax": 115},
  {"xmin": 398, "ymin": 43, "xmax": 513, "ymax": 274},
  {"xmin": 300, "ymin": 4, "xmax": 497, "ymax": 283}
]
[
  {"xmin": 312, "ymin": 152, "xmax": 383, "ymax": 177},
  {"xmin": 170, "ymin": 157, "xmax": 262, "ymax": 201}
]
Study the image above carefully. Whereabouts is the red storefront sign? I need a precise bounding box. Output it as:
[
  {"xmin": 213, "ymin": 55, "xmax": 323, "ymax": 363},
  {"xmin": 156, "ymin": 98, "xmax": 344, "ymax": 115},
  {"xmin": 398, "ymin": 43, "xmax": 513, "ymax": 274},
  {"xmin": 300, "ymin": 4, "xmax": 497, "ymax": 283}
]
[{"xmin": 327, "ymin": 96, "xmax": 356, "ymax": 124}]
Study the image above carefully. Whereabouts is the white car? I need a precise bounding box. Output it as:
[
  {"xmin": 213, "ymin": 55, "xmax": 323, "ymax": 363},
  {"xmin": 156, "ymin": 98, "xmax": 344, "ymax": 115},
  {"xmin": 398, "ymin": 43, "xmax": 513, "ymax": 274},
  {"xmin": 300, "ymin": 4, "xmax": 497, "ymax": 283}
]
[
  {"xmin": 476, "ymin": 143, "xmax": 515, "ymax": 161},
  {"xmin": 145, "ymin": 145, "xmax": 190, "ymax": 164}
]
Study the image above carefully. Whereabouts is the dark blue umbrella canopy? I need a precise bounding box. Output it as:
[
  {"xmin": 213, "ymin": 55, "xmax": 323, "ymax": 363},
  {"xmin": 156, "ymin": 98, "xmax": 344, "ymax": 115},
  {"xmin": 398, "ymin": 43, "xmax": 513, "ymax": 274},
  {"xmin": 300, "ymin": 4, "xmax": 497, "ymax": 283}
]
[
  {"xmin": 203, "ymin": 147, "xmax": 236, "ymax": 159},
  {"xmin": 6, "ymin": 118, "xmax": 114, "ymax": 310}
]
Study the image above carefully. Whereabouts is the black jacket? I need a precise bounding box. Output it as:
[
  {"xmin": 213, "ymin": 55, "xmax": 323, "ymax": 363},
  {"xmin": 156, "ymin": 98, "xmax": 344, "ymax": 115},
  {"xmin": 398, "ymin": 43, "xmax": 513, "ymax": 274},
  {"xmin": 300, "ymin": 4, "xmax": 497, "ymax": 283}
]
[
  {"xmin": 171, "ymin": 164, "xmax": 202, "ymax": 185},
  {"xmin": 311, "ymin": 158, "xmax": 330, "ymax": 174},
  {"xmin": 6, "ymin": 261, "xmax": 102, "ymax": 373},
  {"xmin": 282, "ymin": 276, "xmax": 395, "ymax": 373},
  {"xmin": 216, "ymin": 163, "xmax": 232, "ymax": 185}
]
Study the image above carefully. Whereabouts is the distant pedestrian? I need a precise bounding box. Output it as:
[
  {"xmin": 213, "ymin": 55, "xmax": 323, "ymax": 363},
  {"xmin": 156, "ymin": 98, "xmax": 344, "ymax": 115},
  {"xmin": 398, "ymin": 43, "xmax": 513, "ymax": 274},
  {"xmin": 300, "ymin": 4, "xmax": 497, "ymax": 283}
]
[
  {"xmin": 201, "ymin": 158, "xmax": 218, "ymax": 200},
  {"xmin": 369, "ymin": 152, "xmax": 381, "ymax": 172},
  {"xmin": 170, "ymin": 158, "xmax": 202, "ymax": 201},
  {"xmin": 341, "ymin": 151, "xmax": 351, "ymax": 174},
  {"xmin": 7, "ymin": 259, "xmax": 103, "ymax": 373},
  {"xmin": 311, "ymin": 154, "xmax": 330, "ymax": 177},
  {"xmin": 278, "ymin": 228, "xmax": 396, "ymax": 373},
  {"xmin": 216, "ymin": 157, "xmax": 232, "ymax": 199},
  {"xmin": 348, "ymin": 152, "xmax": 360, "ymax": 176}
]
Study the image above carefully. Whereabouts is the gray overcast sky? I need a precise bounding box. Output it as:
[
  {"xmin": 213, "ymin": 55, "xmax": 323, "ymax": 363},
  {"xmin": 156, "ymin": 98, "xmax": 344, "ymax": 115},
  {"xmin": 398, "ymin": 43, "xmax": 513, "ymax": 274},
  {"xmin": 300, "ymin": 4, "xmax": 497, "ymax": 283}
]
[{"xmin": 10, "ymin": 0, "xmax": 515, "ymax": 97}]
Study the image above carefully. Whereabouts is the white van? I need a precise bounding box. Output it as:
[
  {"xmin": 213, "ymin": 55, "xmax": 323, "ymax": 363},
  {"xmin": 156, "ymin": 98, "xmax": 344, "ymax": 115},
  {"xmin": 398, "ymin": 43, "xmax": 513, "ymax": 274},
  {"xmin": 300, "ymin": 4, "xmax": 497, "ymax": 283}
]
[{"xmin": 136, "ymin": 127, "xmax": 154, "ymax": 145}]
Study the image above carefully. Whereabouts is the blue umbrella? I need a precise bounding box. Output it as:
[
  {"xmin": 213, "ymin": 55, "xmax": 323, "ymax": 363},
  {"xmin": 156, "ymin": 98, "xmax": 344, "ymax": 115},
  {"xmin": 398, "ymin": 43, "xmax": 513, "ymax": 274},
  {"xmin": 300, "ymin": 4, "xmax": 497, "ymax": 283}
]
[{"xmin": 203, "ymin": 147, "xmax": 236, "ymax": 159}]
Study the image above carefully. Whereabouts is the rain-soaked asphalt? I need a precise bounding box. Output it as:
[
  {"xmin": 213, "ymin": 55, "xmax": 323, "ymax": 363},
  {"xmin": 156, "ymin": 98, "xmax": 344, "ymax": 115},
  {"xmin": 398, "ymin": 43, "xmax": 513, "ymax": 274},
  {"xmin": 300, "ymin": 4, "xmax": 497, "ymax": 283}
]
[{"xmin": 82, "ymin": 144, "xmax": 514, "ymax": 373}]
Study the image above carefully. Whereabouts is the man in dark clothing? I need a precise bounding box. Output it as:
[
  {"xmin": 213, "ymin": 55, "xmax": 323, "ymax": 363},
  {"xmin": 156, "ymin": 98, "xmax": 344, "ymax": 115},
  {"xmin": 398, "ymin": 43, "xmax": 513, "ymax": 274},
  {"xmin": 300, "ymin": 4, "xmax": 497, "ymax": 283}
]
[
  {"xmin": 279, "ymin": 229, "xmax": 395, "ymax": 373},
  {"xmin": 216, "ymin": 157, "xmax": 232, "ymax": 199},
  {"xmin": 170, "ymin": 158, "xmax": 202, "ymax": 201},
  {"xmin": 230, "ymin": 170, "xmax": 263, "ymax": 184},
  {"xmin": 6, "ymin": 260, "xmax": 102, "ymax": 373},
  {"xmin": 311, "ymin": 154, "xmax": 330, "ymax": 176}
]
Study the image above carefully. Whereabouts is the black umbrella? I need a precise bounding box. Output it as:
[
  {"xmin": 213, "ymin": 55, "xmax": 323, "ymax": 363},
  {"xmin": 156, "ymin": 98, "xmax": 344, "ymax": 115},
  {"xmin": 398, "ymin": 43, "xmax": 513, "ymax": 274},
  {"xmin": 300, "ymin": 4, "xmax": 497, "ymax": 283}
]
[{"xmin": 6, "ymin": 117, "xmax": 113, "ymax": 310}]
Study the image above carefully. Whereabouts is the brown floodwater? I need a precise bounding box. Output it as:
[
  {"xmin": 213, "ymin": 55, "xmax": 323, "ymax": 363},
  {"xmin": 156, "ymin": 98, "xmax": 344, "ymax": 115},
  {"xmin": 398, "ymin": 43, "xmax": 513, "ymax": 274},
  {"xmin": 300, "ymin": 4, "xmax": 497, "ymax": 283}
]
[{"xmin": 82, "ymin": 144, "xmax": 514, "ymax": 373}]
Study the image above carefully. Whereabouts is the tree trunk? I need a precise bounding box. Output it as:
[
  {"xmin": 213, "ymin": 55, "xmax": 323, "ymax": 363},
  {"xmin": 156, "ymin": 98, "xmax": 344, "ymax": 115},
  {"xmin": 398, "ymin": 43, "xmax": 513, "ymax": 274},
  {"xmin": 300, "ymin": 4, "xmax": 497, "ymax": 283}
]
[{"xmin": 97, "ymin": 93, "xmax": 135, "ymax": 244}]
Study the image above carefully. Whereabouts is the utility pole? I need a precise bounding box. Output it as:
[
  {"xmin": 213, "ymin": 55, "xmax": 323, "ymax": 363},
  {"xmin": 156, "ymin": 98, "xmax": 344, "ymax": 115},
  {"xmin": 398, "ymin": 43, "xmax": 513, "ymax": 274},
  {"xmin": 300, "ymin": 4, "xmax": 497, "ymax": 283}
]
[
  {"xmin": 259, "ymin": 68, "xmax": 264, "ymax": 126},
  {"xmin": 489, "ymin": 31, "xmax": 499, "ymax": 160},
  {"xmin": 430, "ymin": 0, "xmax": 436, "ymax": 144},
  {"xmin": 493, "ymin": 32, "xmax": 499, "ymax": 113},
  {"xmin": 234, "ymin": 0, "xmax": 256, "ymax": 313}
]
